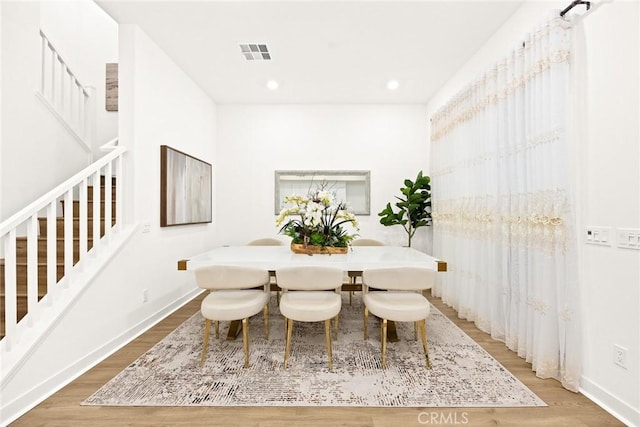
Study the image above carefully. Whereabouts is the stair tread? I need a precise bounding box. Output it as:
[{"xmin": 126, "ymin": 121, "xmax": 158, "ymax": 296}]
[
  {"xmin": 0, "ymin": 292, "xmax": 46, "ymax": 297},
  {"xmin": 0, "ymin": 259, "xmax": 66, "ymax": 267},
  {"xmin": 15, "ymin": 236, "xmax": 95, "ymax": 241}
]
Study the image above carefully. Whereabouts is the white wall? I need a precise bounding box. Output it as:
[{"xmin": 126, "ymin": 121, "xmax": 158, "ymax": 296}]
[
  {"xmin": 426, "ymin": 2, "xmax": 640, "ymax": 425},
  {"xmin": 216, "ymin": 104, "xmax": 431, "ymax": 252},
  {"xmin": 0, "ymin": 0, "xmax": 3, "ymax": 220},
  {"xmin": 1, "ymin": 1, "xmax": 87, "ymax": 220},
  {"xmin": 40, "ymin": 0, "xmax": 119, "ymax": 152},
  {"xmin": 0, "ymin": 0, "xmax": 118, "ymax": 221},
  {"xmin": 1, "ymin": 24, "xmax": 218, "ymax": 416}
]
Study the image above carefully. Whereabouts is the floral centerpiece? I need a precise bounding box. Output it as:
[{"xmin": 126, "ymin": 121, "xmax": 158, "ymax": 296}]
[{"xmin": 276, "ymin": 188, "xmax": 359, "ymax": 253}]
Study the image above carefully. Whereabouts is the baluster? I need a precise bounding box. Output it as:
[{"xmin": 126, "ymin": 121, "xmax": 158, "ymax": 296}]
[
  {"xmin": 115, "ymin": 153, "xmax": 123, "ymax": 233},
  {"xmin": 92, "ymin": 170, "xmax": 101, "ymax": 254},
  {"xmin": 26, "ymin": 214, "xmax": 39, "ymax": 326},
  {"xmin": 46, "ymin": 201, "xmax": 57, "ymax": 299},
  {"xmin": 63, "ymin": 189, "xmax": 73, "ymax": 279},
  {"xmin": 78, "ymin": 82, "xmax": 84, "ymax": 137},
  {"xmin": 104, "ymin": 162, "xmax": 113, "ymax": 241},
  {"xmin": 78, "ymin": 179, "xmax": 88, "ymax": 266},
  {"xmin": 49, "ymin": 46, "xmax": 56, "ymax": 103},
  {"xmin": 60, "ymin": 63, "xmax": 66, "ymax": 117},
  {"xmin": 40, "ymin": 33, "xmax": 46, "ymax": 95},
  {"xmin": 4, "ymin": 229, "xmax": 17, "ymax": 350},
  {"xmin": 67, "ymin": 69, "xmax": 73, "ymax": 126}
]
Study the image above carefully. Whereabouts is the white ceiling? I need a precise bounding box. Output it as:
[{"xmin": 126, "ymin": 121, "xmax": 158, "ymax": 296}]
[{"xmin": 96, "ymin": 1, "xmax": 523, "ymax": 104}]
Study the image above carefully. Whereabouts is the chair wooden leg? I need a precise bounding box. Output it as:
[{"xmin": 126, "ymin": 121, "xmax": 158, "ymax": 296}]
[
  {"xmin": 325, "ymin": 319, "xmax": 333, "ymax": 371},
  {"xmin": 419, "ymin": 319, "xmax": 432, "ymax": 369},
  {"xmin": 284, "ymin": 318, "xmax": 293, "ymax": 368},
  {"xmin": 334, "ymin": 315, "xmax": 339, "ymax": 339},
  {"xmin": 201, "ymin": 319, "xmax": 212, "ymax": 367},
  {"xmin": 264, "ymin": 305, "xmax": 269, "ymax": 339},
  {"xmin": 214, "ymin": 320, "xmax": 219, "ymax": 339},
  {"xmin": 364, "ymin": 306, "xmax": 369, "ymax": 340},
  {"xmin": 350, "ymin": 276, "xmax": 357, "ymax": 305},
  {"xmin": 414, "ymin": 321, "xmax": 418, "ymax": 341},
  {"xmin": 284, "ymin": 316, "xmax": 287, "ymax": 339},
  {"xmin": 242, "ymin": 318, "xmax": 249, "ymax": 368},
  {"xmin": 381, "ymin": 318, "xmax": 388, "ymax": 368}
]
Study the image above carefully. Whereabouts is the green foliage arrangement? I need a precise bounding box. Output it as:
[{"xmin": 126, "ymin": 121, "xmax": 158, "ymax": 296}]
[{"xmin": 276, "ymin": 188, "xmax": 359, "ymax": 248}]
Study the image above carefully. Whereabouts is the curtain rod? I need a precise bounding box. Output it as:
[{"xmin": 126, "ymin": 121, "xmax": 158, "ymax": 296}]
[{"xmin": 560, "ymin": 0, "xmax": 591, "ymax": 17}]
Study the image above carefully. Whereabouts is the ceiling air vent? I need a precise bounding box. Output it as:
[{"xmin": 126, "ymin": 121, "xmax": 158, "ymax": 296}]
[{"xmin": 239, "ymin": 43, "xmax": 271, "ymax": 61}]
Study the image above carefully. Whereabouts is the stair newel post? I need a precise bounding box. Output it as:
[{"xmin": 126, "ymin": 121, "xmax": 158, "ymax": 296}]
[
  {"xmin": 26, "ymin": 214, "xmax": 39, "ymax": 326},
  {"xmin": 104, "ymin": 162, "xmax": 113, "ymax": 242},
  {"xmin": 3, "ymin": 229, "xmax": 17, "ymax": 350},
  {"xmin": 46, "ymin": 201, "xmax": 57, "ymax": 300},
  {"xmin": 63, "ymin": 189, "xmax": 74, "ymax": 281},
  {"xmin": 78, "ymin": 179, "xmax": 88, "ymax": 267},
  {"xmin": 92, "ymin": 170, "xmax": 101, "ymax": 255}
]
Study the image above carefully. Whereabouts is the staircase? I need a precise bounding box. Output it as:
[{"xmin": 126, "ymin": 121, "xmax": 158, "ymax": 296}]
[
  {"xmin": 0, "ymin": 178, "xmax": 117, "ymax": 339},
  {"xmin": 0, "ymin": 146, "xmax": 125, "ymax": 354}
]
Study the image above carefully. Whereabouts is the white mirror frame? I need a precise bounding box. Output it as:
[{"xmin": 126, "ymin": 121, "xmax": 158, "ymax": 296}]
[{"xmin": 274, "ymin": 170, "xmax": 371, "ymax": 215}]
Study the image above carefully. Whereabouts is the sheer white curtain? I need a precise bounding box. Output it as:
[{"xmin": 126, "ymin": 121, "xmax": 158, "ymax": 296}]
[{"xmin": 430, "ymin": 13, "xmax": 581, "ymax": 391}]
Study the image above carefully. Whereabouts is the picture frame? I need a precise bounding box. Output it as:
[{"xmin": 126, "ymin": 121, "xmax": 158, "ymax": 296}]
[
  {"xmin": 160, "ymin": 145, "xmax": 212, "ymax": 227},
  {"xmin": 105, "ymin": 63, "xmax": 118, "ymax": 111}
]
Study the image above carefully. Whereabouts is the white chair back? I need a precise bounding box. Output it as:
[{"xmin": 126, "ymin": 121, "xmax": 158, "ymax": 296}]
[
  {"xmin": 194, "ymin": 265, "xmax": 270, "ymax": 290},
  {"xmin": 276, "ymin": 266, "xmax": 344, "ymax": 291},
  {"xmin": 247, "ymin": 238, "xmax": 284, "ymax": 246},
  {"xmin": 350, "ymin": 238, "xmax": 384, "ymax": 246},
  {"xmin": 362, "ymin": 267, "xmax": 435, "ymax": 291}
]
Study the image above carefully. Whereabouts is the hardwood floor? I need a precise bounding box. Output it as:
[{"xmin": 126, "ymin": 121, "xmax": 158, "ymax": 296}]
[{"xmin": 12, "ymin": 292, "xmax": 623, "ymax": 427}]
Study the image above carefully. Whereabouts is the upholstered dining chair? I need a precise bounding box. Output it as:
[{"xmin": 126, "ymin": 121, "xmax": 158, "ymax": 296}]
[
  {"xmin": 346, "ymin": 238, "xmax": 385, "ymax": 305},
  {"xmin": 194, "ymin": 265, "xmax": 271, "ymax": 368},
  {"xmin": 275, "ymin": 266, "xmax": 344, "ymax": 370},
  {"xmin": 362, "ymin": 267, "xmax": 436, "ymax": 369},
  {"xmin": 247, "ymin": 237, "xmax": 284, "ymax": 302}
]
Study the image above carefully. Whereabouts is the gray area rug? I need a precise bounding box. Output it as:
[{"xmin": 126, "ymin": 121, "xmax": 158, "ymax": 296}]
[{"xmin": 83, "ymin": 294, "xmax": 546, "ymax": 407}]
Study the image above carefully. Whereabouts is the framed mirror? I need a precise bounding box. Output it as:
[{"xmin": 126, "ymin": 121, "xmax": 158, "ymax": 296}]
[{"xmin": 275, "ymin": 170, "xmax": 370, "ymax": 215}]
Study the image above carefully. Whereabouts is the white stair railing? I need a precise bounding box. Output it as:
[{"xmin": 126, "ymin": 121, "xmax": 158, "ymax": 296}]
[
  {"xmin": 37, "ymin": 30, "xmax": 94, "ymax": 161},
  {"xmin": 0, "ymin": 142, "xmax": 126, "ymax": 351}
]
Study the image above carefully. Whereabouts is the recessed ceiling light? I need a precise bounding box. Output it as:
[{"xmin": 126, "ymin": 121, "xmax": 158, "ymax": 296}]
[
  {"xmin": 266, "ymin": 80, "xmax": 279, "ymax": 90},
  {"xmin": 387, "ymin": 80, "xmax": 400, "ymax": 90}
]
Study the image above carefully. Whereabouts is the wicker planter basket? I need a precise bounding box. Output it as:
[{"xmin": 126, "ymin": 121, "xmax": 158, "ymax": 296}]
[{"xmin": 290, "ymin": 242, "xmax": 348, "ymax": 255}]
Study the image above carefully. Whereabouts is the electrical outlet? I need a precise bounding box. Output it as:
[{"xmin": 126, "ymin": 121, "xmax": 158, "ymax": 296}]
[
  {"xmin": 617, "ymin": 228, "xmax": 640, "ymax": 250},
  {"xmin": 613, "ymin": 344, "xmax": 627, "ymax": 369},
  {"xmin": 142, "ymin": 289, "xmax": 149, "ymax": 303},
  {"xmin": 142, "ymin": 223, "xmax": 151, "ymax": 234}
]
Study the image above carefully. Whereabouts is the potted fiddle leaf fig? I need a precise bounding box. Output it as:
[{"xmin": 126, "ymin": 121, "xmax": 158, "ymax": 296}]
[{"xmin": 378, "ymin": 171, "xmax": 432, "ymax": 247}]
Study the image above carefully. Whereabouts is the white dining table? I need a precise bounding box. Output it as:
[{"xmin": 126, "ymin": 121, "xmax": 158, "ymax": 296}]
[{"xmin": 177, "ymin": 245, "xmax": 447, "ymax": 273}]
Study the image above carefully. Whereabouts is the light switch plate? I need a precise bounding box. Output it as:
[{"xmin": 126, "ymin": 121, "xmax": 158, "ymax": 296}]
[{"xmin": 585, "ymin": 226, "xmax": 612, "ymax": 246}]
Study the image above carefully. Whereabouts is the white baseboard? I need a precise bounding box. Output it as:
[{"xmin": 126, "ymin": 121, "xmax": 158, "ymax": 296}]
[
  {"xmin": 1, "ymin": 287, "xmax": 203, "ymax": 426},
  {"xmin": 581, "ymin": 376, "xmax": 640, "ymax": 427}
]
